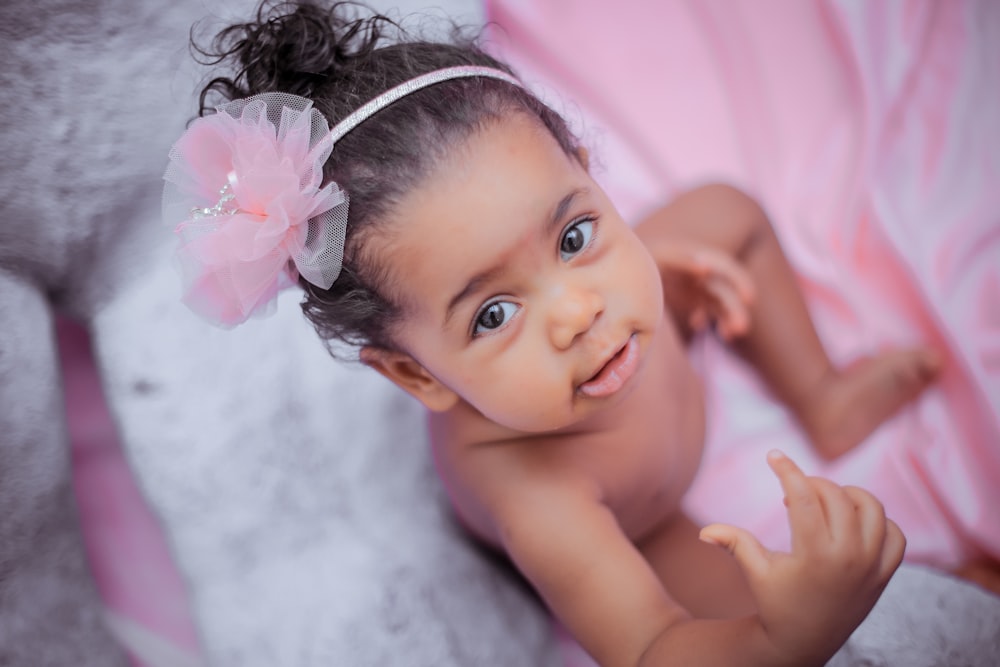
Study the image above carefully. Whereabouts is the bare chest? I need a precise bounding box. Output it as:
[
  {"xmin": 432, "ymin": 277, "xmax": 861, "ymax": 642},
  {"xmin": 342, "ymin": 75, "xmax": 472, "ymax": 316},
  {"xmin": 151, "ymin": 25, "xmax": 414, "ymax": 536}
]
[
  {"xmin": 433, "ymin": 329, "xmax": 707, "ymax": 546},
  {"xmin": 575, "ymin": 352, "xmax": 706, "ymax": 541}
]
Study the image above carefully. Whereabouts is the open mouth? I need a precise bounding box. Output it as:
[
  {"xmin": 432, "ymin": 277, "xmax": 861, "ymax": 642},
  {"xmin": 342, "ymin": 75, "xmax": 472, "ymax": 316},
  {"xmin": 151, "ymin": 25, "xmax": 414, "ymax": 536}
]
[{"xmin": 578, "ymin": 334, "xmax": 639, "ymax": 398}]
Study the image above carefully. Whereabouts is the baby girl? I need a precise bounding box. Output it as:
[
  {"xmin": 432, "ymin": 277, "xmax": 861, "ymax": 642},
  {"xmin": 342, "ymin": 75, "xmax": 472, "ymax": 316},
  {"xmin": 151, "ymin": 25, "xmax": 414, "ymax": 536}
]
[{"xmin": 164, "ymin": 2, "xmax": 943, "ymax": 664}]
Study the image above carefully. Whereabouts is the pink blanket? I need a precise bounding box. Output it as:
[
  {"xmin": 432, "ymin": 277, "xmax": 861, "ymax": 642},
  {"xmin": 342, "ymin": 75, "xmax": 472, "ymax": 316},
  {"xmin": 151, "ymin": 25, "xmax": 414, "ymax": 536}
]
[
  {"xmin": 486, "ymin": 0, "xmax": 1000, "ymax": 570},
  {"xmin": 59, "ymin": 319, "xmax": 201, "ymax": 666}
]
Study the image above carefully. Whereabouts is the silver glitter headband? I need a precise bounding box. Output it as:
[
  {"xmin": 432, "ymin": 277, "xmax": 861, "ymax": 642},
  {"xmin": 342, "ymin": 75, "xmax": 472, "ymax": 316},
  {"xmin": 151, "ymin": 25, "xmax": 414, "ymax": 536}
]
[{"xmin": 328, "ymin": 65, "xmax": 523, "ymax": 144}]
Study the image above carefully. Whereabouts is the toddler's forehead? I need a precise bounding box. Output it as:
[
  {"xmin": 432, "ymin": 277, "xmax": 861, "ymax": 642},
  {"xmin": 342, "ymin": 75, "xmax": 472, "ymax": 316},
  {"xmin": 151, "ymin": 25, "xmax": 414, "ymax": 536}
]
[{"xmin": 367, "ymin": 113, "xmax": 581, "ymax": 306}]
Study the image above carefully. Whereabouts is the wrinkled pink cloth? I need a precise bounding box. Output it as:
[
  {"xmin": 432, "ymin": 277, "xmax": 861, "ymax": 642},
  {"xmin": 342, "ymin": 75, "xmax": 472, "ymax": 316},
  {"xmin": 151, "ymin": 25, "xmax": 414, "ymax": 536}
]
[{"xmin": 486, "ymin": 0, "xmax": 1000, "ymax": 568}]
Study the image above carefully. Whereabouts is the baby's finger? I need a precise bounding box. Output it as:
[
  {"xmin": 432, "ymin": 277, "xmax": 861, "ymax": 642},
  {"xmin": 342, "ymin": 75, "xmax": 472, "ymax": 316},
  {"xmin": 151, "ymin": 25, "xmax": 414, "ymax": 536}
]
[
  {"xmin": 699, "ymin": 523, "xmax": 772, "ymax": 582},
  {"xmin": 705, "ymin": 275, "xmax": 751, "ymax": 339},
  {"xmin": 842, "ymin": 486, "xmax": 887, "ymax": 555},
  {"xmin": 688, "ymin": 307, "xmax": 710, "ymax": 332},
  {"xmin": 656, "ymin": 243, "xmax": 710, "ymax": 274},
  {"xmin": 767, "ymin": 450, "xmax": 825, "ymax": 551},
  {"xmin": 693, "ymin": 249, "xmax": 756, "ymax": 304},
  {"xmin": 878, "ymin": 519, "xmax": 907, "ymax": 578},
  {"xmin": 807, "ymin": 477, "xmax": 860, "ymax": 543}
]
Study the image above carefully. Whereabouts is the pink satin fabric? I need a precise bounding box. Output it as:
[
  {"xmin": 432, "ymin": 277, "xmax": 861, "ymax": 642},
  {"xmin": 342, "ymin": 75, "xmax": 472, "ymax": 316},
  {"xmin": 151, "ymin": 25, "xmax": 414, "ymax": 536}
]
[{"xmin": 60, "ymin": 319, "xmax": 201, "ymax": 666}]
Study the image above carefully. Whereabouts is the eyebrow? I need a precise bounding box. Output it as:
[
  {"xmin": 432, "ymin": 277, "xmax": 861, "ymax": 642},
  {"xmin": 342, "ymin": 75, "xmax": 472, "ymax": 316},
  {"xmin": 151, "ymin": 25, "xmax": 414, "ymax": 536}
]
[{"xmin": 443, "ymin": 188, "xmax": 587, "ymax": 326}]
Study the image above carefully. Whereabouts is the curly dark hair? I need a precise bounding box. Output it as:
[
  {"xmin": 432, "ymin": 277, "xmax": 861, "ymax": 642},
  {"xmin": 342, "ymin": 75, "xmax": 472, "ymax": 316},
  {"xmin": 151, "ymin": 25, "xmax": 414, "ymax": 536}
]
[{"xmin": 192, "ymin": 1, "xmax": 580, "ymax": 356}]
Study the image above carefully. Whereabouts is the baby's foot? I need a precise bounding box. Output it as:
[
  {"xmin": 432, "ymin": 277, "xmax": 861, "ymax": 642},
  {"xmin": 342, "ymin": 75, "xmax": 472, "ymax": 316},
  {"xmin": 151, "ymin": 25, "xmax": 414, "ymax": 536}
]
[
  {"xmin": 953, "ymin": 559, "xmax": 1000, "ymax": 597},
  {"xmin": 798, "ymin": 348, "xmax": 942, "ymax": 459}
]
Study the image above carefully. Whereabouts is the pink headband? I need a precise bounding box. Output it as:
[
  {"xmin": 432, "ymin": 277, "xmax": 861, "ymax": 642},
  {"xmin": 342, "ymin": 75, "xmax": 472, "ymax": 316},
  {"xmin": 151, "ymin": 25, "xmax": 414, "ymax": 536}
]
[{"xmin": 163, "ymin": 66, "xmax": 522, "ymax": 327}]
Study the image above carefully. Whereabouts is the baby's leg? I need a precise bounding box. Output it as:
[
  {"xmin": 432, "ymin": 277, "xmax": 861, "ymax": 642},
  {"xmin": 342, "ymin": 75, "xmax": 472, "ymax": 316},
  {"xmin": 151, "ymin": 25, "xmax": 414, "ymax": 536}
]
[
  {"xmin": 636, "ymin": 184, "xmax": 940, "ymax": 459},
  {"xmin": 953, "ymin": 558, "xmax": 1000, "ymax": 597}
]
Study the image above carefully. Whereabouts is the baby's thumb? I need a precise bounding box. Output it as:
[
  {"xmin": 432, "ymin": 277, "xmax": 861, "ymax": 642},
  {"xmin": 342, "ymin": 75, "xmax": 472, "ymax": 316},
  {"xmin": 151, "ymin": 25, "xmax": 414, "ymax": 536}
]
[{"xmin": 699, "ymin": 523, "xmax": 770, "ymax": 577}]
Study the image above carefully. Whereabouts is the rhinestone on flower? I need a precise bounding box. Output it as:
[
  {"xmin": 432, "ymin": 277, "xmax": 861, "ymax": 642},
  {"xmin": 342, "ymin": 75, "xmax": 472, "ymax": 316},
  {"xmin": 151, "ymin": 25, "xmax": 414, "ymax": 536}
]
[{"xmin": 191, "ymin": 183, "xmax": 238, "ymax": 219}]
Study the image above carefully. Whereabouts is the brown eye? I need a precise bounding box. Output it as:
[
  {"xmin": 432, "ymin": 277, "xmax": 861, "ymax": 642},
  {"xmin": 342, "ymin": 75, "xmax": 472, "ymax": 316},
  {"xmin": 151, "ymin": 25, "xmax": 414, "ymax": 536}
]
[
  {"xmin": 561, "ymin": 228, "xmax": 584, "ymax": 253},
  {"xmin": 559, "ymin": 218, "xmax": 594, "ymax": 260},
  {"xmin": 479, "ymin": 303, "xmax": 504, "ymax": 329},
  {"xmin": 472, "ymin": 301, "xmax": 518, "ymax": 337}
]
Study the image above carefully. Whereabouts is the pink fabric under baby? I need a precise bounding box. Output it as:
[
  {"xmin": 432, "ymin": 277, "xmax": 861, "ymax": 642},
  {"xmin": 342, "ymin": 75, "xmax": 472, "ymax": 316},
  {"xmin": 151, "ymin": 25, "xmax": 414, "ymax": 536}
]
[
  {"xmin": 59, "ymin": 319, "xmax": 201, "ymax": 667},
  {"xmin": 485, "ymin": 0, "xmax": 1000, "ymax": 569}
]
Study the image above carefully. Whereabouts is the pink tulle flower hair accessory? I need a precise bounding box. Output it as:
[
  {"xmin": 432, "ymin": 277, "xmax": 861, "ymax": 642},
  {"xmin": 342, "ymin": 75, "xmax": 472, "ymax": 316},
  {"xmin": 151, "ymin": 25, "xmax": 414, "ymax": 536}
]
[
  {"xmin": 163, "ymin": 67, "xmax": 523, "ymax": 328},
  {"xmin": 163, "ymin": 93, "xmax": 349, "ymax": 327}
]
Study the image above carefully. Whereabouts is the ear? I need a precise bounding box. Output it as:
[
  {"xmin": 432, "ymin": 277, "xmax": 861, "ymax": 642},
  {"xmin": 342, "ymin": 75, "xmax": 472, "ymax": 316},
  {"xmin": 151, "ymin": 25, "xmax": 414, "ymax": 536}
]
[
  {"xmin": 575, "ymin": 145, "xmax": 590, "ymax": 171},
  {"xmin": 360, "ymin": 347, "xmax": 459, "ymax": 412}
]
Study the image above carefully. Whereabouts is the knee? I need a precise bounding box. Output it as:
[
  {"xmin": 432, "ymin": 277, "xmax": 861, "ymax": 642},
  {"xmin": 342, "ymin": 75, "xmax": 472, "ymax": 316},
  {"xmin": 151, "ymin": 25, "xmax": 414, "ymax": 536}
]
[{"xmin": 693, "ymin": 183, "xmax": 775, "ymax": 256}]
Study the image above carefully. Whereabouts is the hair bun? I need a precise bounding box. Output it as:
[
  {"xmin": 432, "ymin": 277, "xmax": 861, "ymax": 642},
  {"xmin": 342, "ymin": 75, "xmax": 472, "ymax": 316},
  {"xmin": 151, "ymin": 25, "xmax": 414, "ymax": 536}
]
[{"xmin": 195, "ymin": 1, "xmax": 394, "ymax": 112}]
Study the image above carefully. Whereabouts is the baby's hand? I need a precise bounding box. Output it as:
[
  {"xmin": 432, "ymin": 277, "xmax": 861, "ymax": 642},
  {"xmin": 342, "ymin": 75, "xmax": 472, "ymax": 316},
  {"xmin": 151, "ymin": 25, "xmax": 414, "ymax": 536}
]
[
  {"xmin": 655, "ymin": 242, "xmax": 756, "ymax": 340},
  {"xmin": 699, "ymin": 450, "xmax": 904, "ymax": 664}
]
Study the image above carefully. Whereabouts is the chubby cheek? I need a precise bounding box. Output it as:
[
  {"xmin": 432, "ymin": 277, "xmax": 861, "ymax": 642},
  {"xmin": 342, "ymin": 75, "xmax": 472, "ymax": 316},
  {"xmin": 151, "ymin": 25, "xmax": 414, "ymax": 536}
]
[
  {"xmin": 482, "ymin": 397, "xmax": 574, "ymax": 433},
  {"xmin": 643, "ymin": 252, "xmax": 666, "ymax": 312},
  {"xmin": 618, "ymin": 237, "xmax": 665, "ymax": 319},
  {"xmin": 456, "ymin": 354, "xmax": 572, "ymax": 431}
]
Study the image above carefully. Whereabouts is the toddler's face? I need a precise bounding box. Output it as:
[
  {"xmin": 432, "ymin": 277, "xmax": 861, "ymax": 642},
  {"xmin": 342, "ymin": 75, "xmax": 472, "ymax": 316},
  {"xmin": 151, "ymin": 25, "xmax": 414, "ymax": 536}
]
[{"xmin": 369, "ymin": 113, "xmax": 665, "ymax": 433}]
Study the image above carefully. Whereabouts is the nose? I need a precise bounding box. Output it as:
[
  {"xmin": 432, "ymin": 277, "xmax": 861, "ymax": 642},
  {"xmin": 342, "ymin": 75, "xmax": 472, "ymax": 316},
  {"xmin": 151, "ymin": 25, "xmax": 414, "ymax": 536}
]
[{"xmin": 547, "ymin": 284, "xmax": 604, "ymax": 350}]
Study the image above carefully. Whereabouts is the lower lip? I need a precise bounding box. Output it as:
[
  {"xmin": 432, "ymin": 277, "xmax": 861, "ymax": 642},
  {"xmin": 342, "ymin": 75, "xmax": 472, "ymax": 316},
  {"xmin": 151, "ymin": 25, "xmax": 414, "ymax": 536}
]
[{"xmin": 579, "ymin": 335, "xmax": 639, "ymax": 398}]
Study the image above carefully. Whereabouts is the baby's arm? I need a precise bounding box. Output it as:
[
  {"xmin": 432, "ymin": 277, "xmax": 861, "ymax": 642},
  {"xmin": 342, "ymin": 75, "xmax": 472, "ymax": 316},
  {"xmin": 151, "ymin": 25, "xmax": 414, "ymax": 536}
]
[
  {"xmin": 486, "ymin": 451, "xmax": 902, "ymax": 667},
  {"xmin": 635, "ymin": 184, "xmax": 940, "ymax": 458}
]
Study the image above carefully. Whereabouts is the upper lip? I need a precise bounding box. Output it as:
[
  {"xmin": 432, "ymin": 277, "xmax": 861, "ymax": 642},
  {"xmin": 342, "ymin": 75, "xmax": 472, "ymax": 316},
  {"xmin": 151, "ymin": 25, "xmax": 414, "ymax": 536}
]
[{"xmin": 578, "ymin": 335, "xmax": 631, "ymax": 386}]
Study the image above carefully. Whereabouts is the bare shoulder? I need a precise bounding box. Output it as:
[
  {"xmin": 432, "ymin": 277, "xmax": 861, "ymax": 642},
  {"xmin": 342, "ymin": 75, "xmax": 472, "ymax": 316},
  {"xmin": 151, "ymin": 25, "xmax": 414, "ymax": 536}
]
[
  {"xmin": 456, "ymin": 450, "xmax": 688, "ymax": 667},
  {"xmin": 426, "ymin": 399, "xmax": 710, "ymax": 665},
  {"xmin": 430, "ymin": 415, "xmax": 597, "ymax": 546}
]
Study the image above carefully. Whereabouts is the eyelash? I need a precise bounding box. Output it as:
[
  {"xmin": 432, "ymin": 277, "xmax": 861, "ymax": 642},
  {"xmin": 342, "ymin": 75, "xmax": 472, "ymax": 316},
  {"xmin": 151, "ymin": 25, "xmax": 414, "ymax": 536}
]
[{"xmin": 469, "ymin": 215, "xmax": 599, "ymax": 338}]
